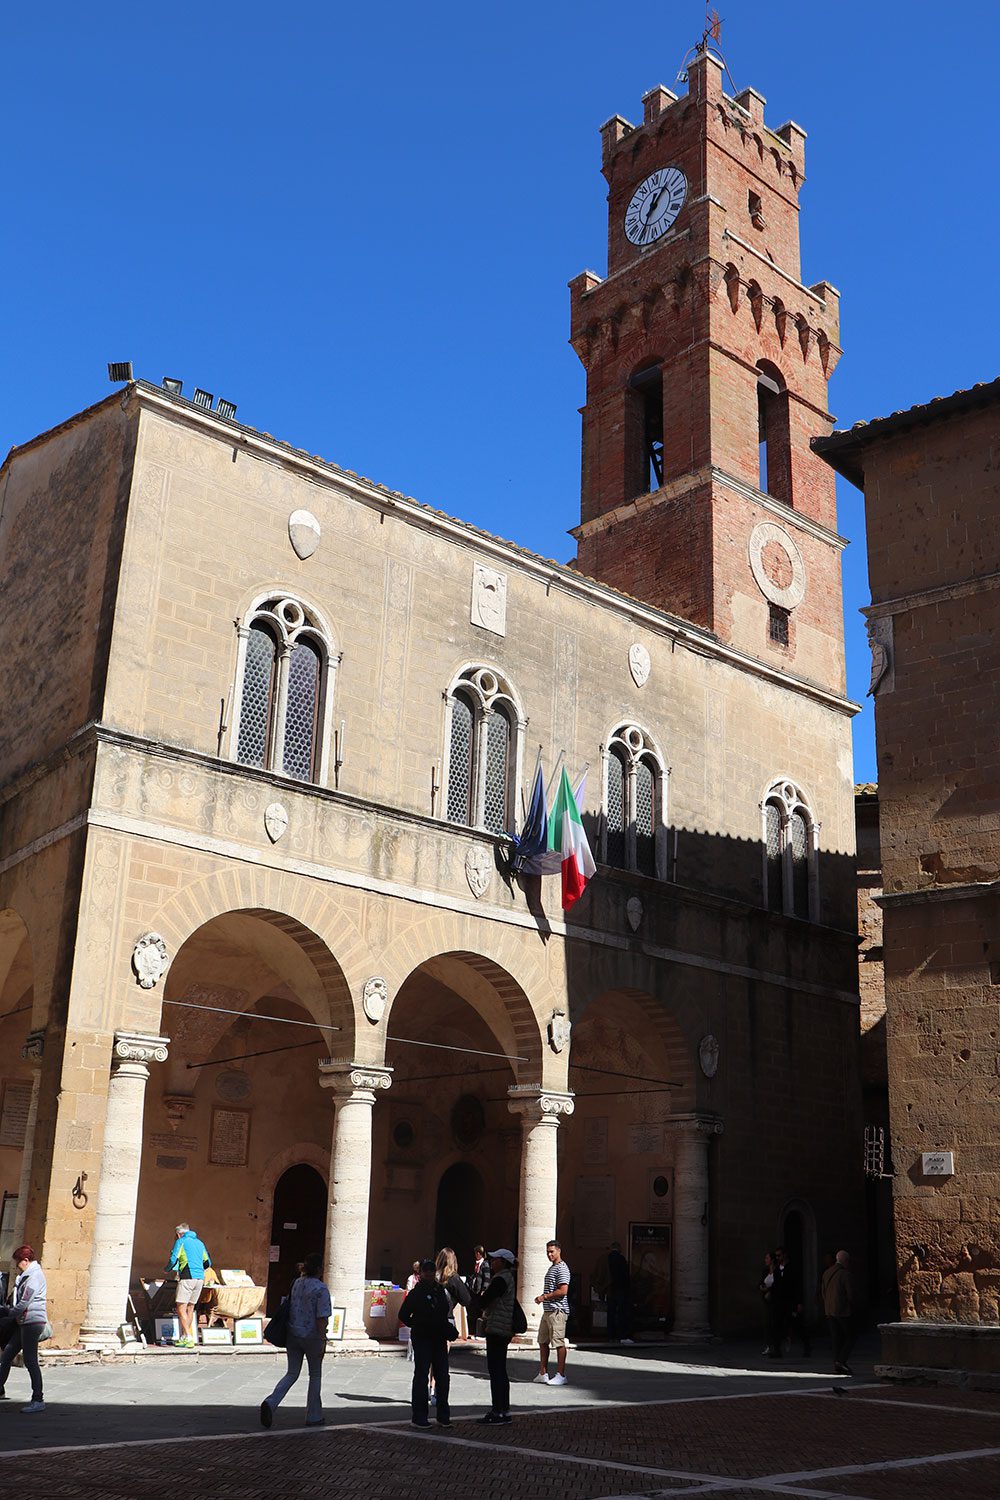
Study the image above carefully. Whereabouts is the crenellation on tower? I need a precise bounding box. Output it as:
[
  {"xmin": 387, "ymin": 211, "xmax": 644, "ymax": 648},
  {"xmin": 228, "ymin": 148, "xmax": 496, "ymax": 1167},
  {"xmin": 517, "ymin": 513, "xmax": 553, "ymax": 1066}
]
[{"xmin": 641, "ymin": 84, "xmax": 679, "ymax": 124}]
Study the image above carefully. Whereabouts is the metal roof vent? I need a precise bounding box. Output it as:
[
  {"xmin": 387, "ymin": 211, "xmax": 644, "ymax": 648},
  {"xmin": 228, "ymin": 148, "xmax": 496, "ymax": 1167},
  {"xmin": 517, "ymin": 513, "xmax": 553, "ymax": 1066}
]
[
  {"xmin": 107, "ymin": 361, "xmax": 133, "ymax": 383},
  {"xmin": 216, "ymin": 398, "xmax": 237, "ymax": 421},
  {"xmin": 192, "ymin": 388, "xmax": 214, "ymax": 410},
  {"xmin": 162, "ymin": 377, "xmax": 183, "ymax": 395}
]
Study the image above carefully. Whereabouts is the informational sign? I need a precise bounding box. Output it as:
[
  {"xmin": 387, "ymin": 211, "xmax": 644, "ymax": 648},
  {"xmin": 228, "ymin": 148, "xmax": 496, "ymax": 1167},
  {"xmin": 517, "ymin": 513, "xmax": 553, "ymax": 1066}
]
[
  {"xmin": 629, "ymin": 1222, "xmax": 672, "ymax": 1330},
  {"xmin": 921, "ymin": 1151, "xmax": 955, "ymax": 1177}
]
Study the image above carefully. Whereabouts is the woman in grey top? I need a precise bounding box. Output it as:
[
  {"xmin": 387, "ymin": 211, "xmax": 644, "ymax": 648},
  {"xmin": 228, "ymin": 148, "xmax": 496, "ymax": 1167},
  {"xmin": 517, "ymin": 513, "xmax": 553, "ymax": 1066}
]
[
  {"xmin": 260, "ymin": 1251, "xmax": 331, "ymax": 1429},
  {"xmin": 0, "ymin": 1243, "xmax": 47, "ymax": 1412}
]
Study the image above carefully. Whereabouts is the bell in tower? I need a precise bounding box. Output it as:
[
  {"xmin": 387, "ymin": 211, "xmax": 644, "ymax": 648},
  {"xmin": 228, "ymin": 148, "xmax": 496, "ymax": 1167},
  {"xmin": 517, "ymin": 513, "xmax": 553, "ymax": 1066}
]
[{"xmin": 568, "ymin": 42, "xmax": 846, "ymax": 696}]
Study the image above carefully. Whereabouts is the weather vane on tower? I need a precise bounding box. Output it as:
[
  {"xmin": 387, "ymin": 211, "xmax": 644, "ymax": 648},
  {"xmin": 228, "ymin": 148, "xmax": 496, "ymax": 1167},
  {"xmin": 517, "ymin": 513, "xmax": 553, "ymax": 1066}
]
[{"xmin": 676, "ymin": 5, "xmax": 736, "ymax": 92}]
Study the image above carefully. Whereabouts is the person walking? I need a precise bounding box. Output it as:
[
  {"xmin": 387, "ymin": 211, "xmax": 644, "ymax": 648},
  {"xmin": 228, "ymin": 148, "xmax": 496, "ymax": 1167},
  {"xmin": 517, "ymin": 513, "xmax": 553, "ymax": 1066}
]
[
  {"xmin": 259, "ymin": 1252, "xmax": 330, "ymax": 1428},
  {"xmin": 468, "ymin": 1244, "xmax": 491, "ymax": 1341},
  {"xmin": 605, "ymin": 1241, "xmax": 634, "ymax": 1344},
  {"xmin": 760, "ymin": 1250, "xmax": 781, "ymax": 1357},
  {"xmin": 822, "ymin": 1249, "xmax": 856, "ymax": 1375},
  {"xmin": 0, "ymin": 1244, "xmax": 47, "ymax": 1413},
  {"xmin": 774, "ymin": 1245, "xmax": 811, "ymax": 1357},
  {"xmin": 478, "ymin": 1248, "xmax": 517, "ymax": 1424},
  {"xmin": 399, "ymin": 1259, "xmax": 454, "ymax": 1429},
  {"xmin": 168, "ymin": 1222, "xmax": 212, "ymax": 1349},
  {"xmin": 534, "ymin": 1240, "xmax": 571, "ymax": 1386}
]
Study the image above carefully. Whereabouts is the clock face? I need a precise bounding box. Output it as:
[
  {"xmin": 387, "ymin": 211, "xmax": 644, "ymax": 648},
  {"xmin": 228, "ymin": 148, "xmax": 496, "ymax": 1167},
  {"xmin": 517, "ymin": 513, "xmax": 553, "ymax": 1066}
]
[{"xmin": 624, "ymin": 167, "xmax": 687, "ymax": 246}]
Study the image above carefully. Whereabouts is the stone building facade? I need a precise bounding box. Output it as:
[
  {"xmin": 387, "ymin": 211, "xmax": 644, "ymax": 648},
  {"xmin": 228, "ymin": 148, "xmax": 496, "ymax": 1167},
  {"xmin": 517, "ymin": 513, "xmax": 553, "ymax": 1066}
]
[
  {"xmin": 1, "ymin": 50, "xmax": 864, "ymax": 1347},
  {"xmin": 817, "ymin": 379, "xmax": 1000, "ymax": 1378}
]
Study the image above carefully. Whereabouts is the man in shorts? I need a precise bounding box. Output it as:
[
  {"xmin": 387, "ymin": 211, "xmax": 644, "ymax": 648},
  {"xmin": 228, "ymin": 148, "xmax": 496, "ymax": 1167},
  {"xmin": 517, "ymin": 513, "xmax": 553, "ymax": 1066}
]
[
  {"xmin": 534, "ymin": 1239, "xmax": 570, "ymax": 1385},
  {"xmin": 169, "ymin": 1222, "xmax": 212, "ymax": 1348}
]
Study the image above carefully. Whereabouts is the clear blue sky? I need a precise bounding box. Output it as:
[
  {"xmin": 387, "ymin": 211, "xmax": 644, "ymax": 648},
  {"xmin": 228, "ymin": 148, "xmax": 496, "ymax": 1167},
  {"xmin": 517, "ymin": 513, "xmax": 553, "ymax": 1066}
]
[{"xmin": 5, "ymin": 3, "xmax": 998, "ymax": 786}]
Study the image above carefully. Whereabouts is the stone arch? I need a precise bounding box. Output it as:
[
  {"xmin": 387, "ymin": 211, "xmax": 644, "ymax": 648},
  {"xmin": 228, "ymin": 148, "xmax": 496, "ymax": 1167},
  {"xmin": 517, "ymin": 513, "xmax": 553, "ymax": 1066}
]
[
  {"xmin": 568, "ymin": 985, "xmax": 697, "ymax": 1113},
  {"xmin": 138, "ymin": 862, "xmax": 371, "ymax": 1042}
]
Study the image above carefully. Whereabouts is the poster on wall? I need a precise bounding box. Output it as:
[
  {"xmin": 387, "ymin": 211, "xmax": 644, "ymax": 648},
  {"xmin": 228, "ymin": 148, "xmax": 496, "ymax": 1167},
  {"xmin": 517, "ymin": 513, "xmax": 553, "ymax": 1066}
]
[
  {"xmin": 209, "ymin": 1107, "xmax": 251, "ymax": 1166},
  {"xmin": 0, "ymin": 1080, "xmax": 31, "ymax": 1149},
  {"xmin": 629, "ymin": 1222, "xmax": 672, "ymax": 1331},
  {"xmin": 574, "ymin": 1175, "xmax": 615, "ymax": 1247}
]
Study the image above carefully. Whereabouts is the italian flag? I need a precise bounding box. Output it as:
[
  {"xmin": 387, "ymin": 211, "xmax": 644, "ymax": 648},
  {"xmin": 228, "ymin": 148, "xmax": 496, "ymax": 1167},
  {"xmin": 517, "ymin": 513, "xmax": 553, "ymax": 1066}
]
[{"xmin": 548, "ymin": 767, "xmax": 596, "ymax": 910}]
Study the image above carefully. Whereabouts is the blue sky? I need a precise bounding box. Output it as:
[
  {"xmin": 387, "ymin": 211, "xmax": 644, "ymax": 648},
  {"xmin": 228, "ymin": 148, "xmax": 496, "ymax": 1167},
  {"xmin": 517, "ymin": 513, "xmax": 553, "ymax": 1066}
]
[{"xmin": 4, "ymin": 2, "xmax": 998, "ymax": 786}]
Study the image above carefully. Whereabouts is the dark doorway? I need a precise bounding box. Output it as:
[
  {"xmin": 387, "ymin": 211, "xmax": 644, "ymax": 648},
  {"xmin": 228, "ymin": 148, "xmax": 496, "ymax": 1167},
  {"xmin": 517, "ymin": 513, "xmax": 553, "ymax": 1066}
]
[
  {"xmin": 434, "ymin": 1162, "xmax": 485, "ymax": 1273},
  {"xmin": 266, "ymin": 1164, "xmax": 328, "ymax": 1313}
]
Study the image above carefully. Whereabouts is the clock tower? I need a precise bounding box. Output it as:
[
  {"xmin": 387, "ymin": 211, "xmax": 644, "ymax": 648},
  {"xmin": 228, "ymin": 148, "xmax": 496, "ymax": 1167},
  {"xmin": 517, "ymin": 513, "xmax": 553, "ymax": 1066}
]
[{"xmin": 569, "ymin": 48, "xmax": 846, "ymax": 694}]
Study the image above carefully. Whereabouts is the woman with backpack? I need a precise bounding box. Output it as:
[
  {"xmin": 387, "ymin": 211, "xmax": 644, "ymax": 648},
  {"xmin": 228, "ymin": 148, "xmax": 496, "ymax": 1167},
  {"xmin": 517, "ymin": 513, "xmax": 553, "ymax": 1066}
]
[
  {"xmin": 399, "ymin": 1259, "xmax": 456, "ymax": 1428},
  {"xmin": 478, "ymin": 1248, "xmax": 524, "ymax": 1424}
]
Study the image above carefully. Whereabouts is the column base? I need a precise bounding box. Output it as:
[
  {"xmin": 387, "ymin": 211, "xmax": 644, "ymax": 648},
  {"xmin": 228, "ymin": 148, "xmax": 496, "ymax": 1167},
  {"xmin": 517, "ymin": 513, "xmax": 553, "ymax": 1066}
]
[
  {"xmin": 78, "ymin": 1327, "xmax": 123, "ymax": 1351},
  {"xmin": 668, "ymin": 1326, "xmax": 714, "ymax": 1344}
]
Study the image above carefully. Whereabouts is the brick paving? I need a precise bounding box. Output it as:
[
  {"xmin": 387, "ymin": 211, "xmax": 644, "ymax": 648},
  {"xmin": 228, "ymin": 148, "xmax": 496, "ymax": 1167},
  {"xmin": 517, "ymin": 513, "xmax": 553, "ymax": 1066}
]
[{"xmin": 2, "ymin": 1367, "xmax": 1000, "ymax": 1498}]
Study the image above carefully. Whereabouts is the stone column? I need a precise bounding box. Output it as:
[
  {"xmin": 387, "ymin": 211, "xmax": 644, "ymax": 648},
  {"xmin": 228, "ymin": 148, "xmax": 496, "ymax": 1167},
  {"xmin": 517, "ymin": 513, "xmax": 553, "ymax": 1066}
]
[
  {"xmin": 507, "ymin": 1085, "xmax": 574, "ymax": 1334},
  {"xmin": 319, "ymin": 1059, "xmax": 392, "ymax": 1344},
  {"xmin": 79, "ymin": 1033, "xmax": 169, "ymax": 1349},
  {"xmin": 666, "ymin": 1113, "xmax": 723, "ymax": 1339},
  {"xmin": 11, "ymin": 1030, "xmax": 45, "ymax": 1246}
]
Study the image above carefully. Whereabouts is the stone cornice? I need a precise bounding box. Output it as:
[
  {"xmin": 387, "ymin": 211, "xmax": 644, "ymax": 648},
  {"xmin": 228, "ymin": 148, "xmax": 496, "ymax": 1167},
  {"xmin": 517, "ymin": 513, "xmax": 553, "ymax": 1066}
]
[
  {"xmin": 722, "ymin": 231, "xmax": 829, "ymax": 310},
  {"xmin": 862, "ymin": 566, "xmax": 1000, "ymax": 620},
  {"xmin": 876, "ymin": 881, "xmax": 1000, "ymax": 909}
]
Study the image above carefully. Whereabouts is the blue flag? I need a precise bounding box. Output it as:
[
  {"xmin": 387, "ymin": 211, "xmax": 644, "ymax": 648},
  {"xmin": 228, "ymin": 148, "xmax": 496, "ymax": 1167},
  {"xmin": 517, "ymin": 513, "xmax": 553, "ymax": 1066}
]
[{"xmin": 510, "ymin": 763, "xmax": 548, "ymax": 872}]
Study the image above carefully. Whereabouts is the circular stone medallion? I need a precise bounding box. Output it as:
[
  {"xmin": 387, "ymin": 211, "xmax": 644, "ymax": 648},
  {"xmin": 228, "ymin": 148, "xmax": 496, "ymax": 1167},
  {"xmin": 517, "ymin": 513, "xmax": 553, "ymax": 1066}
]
[{"xmin": 748, "ymin": 523, "xmax": 806, "ymax": 610}]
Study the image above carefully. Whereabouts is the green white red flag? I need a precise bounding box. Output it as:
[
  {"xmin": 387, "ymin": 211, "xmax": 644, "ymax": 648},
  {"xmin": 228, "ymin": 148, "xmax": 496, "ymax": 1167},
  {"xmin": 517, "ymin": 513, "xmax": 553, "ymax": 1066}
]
[{"xmin": 548, "ymin": 767, "xmax": 596, "ymax": 910}]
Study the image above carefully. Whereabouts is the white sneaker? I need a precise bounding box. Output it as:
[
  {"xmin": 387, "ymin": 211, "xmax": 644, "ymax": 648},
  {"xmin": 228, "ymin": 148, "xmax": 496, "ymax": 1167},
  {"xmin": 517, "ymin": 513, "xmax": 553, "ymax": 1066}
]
[
  {"xmin": 548, "ymin": 1373, "xmax": 567, "ymax": 1386},
  {"xmin": 619, "ymin": 1338, "xmax": 636, "ymax": 1345},
  {"xmin": 532, "ymin": 1372, "xmax": 549, "ymax": 1383},
  {"xmin": 22, "ymin": 1401, "xmax": 45, "ymax": 1413}
]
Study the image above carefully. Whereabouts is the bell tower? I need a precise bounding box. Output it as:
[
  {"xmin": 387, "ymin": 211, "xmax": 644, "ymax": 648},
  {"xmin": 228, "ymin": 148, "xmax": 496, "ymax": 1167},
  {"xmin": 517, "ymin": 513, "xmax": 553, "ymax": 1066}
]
[{"xmin": 569, "ymin": 48, "xmax": 846, "ymax": 693}]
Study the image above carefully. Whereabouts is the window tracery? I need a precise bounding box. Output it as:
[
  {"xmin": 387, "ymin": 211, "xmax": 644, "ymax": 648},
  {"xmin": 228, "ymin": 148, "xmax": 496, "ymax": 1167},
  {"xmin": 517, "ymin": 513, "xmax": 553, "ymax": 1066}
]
[
  {"xmin": 231, "ymin": 595, "xmax": 336, "ymax": 785},
  {"xmin": 761, "ymin": 778, "xmax": 817, "ymax": 920},
  {"xmin": 444, "ymin": 667, "xmax": 524, "ymax": 833},
  {"xmin": 602, "ymin": 724, "xmax": 667, "ymax": 878}
]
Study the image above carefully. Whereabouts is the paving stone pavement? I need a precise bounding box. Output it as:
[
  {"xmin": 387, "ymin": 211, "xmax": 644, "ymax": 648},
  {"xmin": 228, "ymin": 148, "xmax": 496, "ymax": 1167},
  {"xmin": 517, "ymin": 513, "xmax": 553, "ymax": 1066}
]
[{"xmin": 2, "ymin": 1339, "xmax": 1000, "ymax": 1498}]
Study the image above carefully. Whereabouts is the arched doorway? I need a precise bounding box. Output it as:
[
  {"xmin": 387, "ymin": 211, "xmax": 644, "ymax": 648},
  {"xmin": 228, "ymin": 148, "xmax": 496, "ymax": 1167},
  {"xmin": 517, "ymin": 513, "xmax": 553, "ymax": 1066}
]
[
  {"xmin": 434, "ymin": 1161, "xmax": 485, "ymax": 1268},
  {"xmin": 780, "ymin": 1199, "xmax": 817, "ymax": 1325},
  {"xmin": 267, "ymin": 1164, "xmax": 328, "ymax": 1311}
]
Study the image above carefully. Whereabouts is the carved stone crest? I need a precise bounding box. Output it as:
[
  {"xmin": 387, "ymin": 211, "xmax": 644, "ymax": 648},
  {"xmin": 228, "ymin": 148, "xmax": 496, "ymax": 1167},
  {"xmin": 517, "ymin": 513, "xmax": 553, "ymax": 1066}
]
[
  {"xmin": 471, "ymin": 564, "xmax": 508, "ymax": 637},
  {"xmin": 132, "ymin": 933, "xmax": 169, "ymax": 990},
  {"xmin": 699, "ymin": 1034, "xmax": 720, "ymax": 1079},
  {"xmin": 867, "ymin": 615, "xmax": 894, "ymax": 696},
  {"xmin": 465, "ymin": 846, "xmax": 492, "ymax": 899},
  {"xmin": 264, "ymin": 803, "xmax": 289, "ymax": 843},
  {"xmin": 628, "ymin": 643, "xmax": 651, "ymax": 688},
  {"xmin": 626, "ymin": 895, "xmax": 644, "ymax": 932},
  {"xmin": 288, "ymin": 509, "xmax": 321, "ymax": 560},
  {"xmin": 362, "ymin": 975, "xmax": 388, "ymax": 1025},
  {"xmin": 548, "ymin": 1010, "xmax": 572, "ymax": 1054}
]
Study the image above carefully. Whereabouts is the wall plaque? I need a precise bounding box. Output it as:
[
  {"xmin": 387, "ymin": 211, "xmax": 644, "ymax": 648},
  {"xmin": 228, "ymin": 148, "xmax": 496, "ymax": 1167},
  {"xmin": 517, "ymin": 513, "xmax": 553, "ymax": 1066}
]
[
  {"xmin": 155, "ymin": 1154, "xmax": 187, "ymax": 1172},
  {"xmin": 470, "ymin": 564, "xmax": 507, "ymax": 636},
  {"xmin": 209, "ymin": 1107, "xmax": 251, "ymax": 1167},
  {"xmin": 574, "ymin": 1174, "xmax": 615, "ymax": 1247},
  {"xmin": 0, "ymin": 1080, "xmax": 32, "ymax": 1149},
  {"xmin": 628, "ymin": 1122, "xmax": 662, "ymax": 1155}
]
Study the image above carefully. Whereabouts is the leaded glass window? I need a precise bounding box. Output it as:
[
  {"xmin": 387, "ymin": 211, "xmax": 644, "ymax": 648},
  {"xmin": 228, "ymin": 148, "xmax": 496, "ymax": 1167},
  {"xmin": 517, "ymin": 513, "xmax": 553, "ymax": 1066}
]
[
  {"xmin": 635, "ymin": 757, "xmax": 655, "ymax": 876},
  {"xmin": 446, "ymin": 693, "xmax": 474, "ymax": 825},
  {"xmin": 761, "ymin": 780, "xmax": 816, "ymax": 920},
  {"xmin": 606, "ymin": 750, "xmax": 627, "ymax": 868},
  {"xmin": 444, "ymin": 668, "xmax": 521, "ymax": 832},
  {"xmin": 483, "ymin": 708, "xmax": 511, "ymax": 833},
  {"xmin": 790, "ymin": 810, "xmax": 809, "ymax": 919},
  {"xmin": 237, "ymin": 623, "xmax": 277, "ymax": 768},
  {"xmin": 765, "ymin": 801, "xmax": 784, "ymax": 911},
  {"xmin": 283, "ymin": 638, "xmax": 320, "ymax": 781},
  {"xmin": 604, "ymin": 725, "xmax": 665, "ymax": 877},
  {"xmin": 231, "ymin": 596, "xmax": 333, "ymax": 786}
]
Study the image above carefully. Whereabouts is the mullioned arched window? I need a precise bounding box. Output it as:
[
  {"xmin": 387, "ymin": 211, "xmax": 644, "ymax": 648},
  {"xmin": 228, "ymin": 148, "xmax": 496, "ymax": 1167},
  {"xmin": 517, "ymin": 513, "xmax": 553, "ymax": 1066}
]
[
  {"xmin": 762, "ymin": 777, "xmax": 817, "ymax": 920},
  {"xmin": 443, "ymin": 666, "xmax": 525, "ymax": 834},
  {"xmin": 230, "ymin": 594, "xmax": 337, "ymax": 785},
  {"xmin": 602, "ymin": 724, "xmax": 668, "ymax": 878}
]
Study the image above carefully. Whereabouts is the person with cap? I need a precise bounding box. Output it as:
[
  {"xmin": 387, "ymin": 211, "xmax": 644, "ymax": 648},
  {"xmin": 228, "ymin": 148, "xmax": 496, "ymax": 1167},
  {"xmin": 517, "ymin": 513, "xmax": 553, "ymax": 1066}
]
[
  {"xmin": 0, "ymin": 1244, "xmax": 48, "ymax": 1413},
  {"xmin": 478, "ymin": 1249, "xmax": 517, "ymax": 1423}
]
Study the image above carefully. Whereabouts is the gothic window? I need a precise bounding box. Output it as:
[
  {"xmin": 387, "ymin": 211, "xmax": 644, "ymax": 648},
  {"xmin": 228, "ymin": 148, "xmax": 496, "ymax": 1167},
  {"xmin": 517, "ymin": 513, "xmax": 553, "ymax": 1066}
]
[
  {"xmin": 444, "ymin": 667, "xmax": 523, "ymax": 833},
  {"xmin": 762, "ymin": 779, "xmax": 817, "ymax": 920},
  {"xmin": 602, "ymin": 725, "xmax": 667, "ymax": 878},
  {"xmin": 231, "ymin": 595, "xmax": 336, "ymax": 785},
  {"xmin": 757, "ymin": 361, "xmax": 792, "ymax": 506}
]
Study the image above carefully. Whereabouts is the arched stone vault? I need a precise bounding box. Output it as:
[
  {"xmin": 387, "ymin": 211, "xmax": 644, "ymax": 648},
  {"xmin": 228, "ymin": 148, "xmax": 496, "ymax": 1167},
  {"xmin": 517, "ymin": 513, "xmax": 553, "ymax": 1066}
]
[{"xmin": 570, "ymin": 985, "xmax": 697, "ymax": 1113}]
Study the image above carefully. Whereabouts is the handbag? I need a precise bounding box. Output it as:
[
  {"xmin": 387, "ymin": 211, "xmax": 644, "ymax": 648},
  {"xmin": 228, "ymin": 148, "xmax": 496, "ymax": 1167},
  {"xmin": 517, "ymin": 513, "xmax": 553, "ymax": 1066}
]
[
  {"xmin": 263, "ymin": 1297, "xmax": 290, "ymax": 1348},
  {"xmin": 39, "ymin": 1320, "xmax": 53, "ymax": 1342},
  {"xmin": 446, "ymin": 1319, "xmax": 460, "ymax": 1342},
  {"xmin": 511, "ymin": 1298, "xmax": 528, "ymax": 1335}
]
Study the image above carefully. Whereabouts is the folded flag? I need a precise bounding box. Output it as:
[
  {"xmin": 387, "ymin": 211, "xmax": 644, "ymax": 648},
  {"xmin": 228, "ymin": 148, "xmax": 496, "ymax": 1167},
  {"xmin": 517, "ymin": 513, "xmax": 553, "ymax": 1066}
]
[
  {"xmin": 550, "ymin": 767, "xmax": 596, "ymax": 910},
  {"xmin": 511, "ymin": 764, "xmax": 549, "ymax": 873},
  {"xmin": 517, "ymin": 767, "xmax": 588, "ymax": 876}
]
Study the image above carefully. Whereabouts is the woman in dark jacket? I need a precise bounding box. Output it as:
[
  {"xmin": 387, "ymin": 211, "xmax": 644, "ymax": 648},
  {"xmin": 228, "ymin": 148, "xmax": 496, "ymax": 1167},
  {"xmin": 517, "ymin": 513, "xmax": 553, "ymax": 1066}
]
[{"xmin": 399, "ymin": 1259, "xmax": 455, "ymax": 1428}]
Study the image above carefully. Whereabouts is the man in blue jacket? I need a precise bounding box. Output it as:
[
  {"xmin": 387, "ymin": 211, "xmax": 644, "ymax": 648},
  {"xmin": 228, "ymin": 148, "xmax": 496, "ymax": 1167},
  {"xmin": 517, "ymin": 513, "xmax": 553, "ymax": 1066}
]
[{"xmin": 169, "ymin": 1223, "xmax": 212, "ymax": 1348}]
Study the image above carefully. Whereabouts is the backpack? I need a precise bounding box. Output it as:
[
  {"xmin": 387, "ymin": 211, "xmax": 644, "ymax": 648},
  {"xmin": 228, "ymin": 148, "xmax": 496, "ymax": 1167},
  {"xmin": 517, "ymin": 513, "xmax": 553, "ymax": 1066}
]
[{"xmin": 512, "ymin": 1298, "xmax": 527, "ymax": 1335}]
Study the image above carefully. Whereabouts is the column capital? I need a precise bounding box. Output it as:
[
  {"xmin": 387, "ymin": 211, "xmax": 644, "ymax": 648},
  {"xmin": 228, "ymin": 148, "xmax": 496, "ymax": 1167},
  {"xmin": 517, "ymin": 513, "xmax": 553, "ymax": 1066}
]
[
  {"xmin": 112, "ymin": 1032, "xmax": 170, "ymax": 1070},
  {"xmin": 507, "ymin": 1084, "xmax": 575, "ymax": 1123},
  {"xmin": 665, "ymin": 1112, "xmax": 724, "ymax": 1139},
  {"xmin": 318, "ymin": 1058, "xmax": 393, "ymax": 1100},
  {"xmin": 21, "ymin": 1028, "xmax": 45, "ymax": 1063}
]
